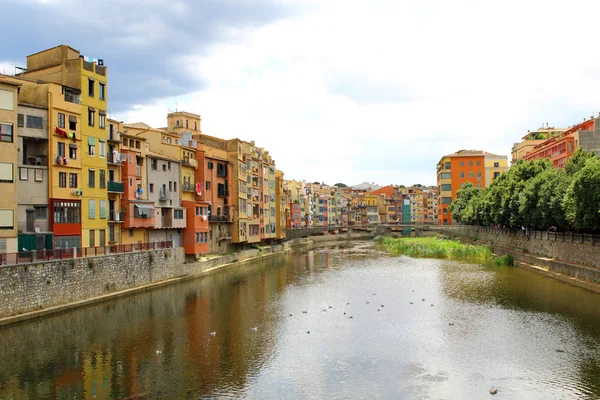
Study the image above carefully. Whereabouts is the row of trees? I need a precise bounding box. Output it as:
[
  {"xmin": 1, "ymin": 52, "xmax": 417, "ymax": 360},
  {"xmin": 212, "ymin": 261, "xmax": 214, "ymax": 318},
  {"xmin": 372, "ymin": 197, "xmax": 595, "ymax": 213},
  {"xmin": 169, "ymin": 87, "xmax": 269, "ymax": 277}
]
[{"xmin": 450, "ymin": 149, "xmax": 600, "ymax": 232}]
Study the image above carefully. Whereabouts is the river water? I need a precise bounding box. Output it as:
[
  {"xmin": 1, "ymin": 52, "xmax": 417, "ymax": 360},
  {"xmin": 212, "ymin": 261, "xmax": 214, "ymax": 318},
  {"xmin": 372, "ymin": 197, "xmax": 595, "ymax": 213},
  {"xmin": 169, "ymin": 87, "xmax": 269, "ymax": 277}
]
[{"xmin": 1, "ymin": 241, "xmax": 599, "ymax": 399}]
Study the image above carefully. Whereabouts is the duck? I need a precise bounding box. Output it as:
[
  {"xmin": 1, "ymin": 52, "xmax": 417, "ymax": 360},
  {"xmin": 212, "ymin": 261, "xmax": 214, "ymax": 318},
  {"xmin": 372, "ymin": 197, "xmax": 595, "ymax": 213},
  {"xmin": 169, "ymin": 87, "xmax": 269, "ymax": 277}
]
[
  {"xmin": 307, "ymin": 330, "xmax": 311, "ymax": 334},
  {"xmin": 251, "ymin": 327, "xmax": 258, "ymax": 332},
  {"xmin": 156, "ymin": 350, "xmax": 162, "ymax": 355},
  {"xmin": 289, "ymin": 313, "xmax": 293, "ymax": 317},
  {"xmin": 302, "ymin": 310, "xmax": 307, "ymax": 314},
  {"xmin": 210, "ymin": 331, "xmax": 216, "ymax": 336},
  {"xmin": 490, "ymin": 386, "xmax": 497, "ymax": 395}
]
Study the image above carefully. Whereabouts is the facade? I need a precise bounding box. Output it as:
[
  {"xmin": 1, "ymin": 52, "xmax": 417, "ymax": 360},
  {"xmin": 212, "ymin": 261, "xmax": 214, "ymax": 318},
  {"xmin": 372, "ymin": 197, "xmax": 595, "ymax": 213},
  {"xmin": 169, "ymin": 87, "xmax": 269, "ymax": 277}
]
[
  {"xmin": 0, "ymin": 77, "xmax": 21, "ymax": 254},
  {"xmin": 106, "ymin": 119, "xmax": 125, "ymax": 244},
  {"xmin": 23, "ymin": 45, "xmax": 109, "ymax": 248},
  {"xmin": 16, "ymin": 103, "xmax": 52, "ymax": 251},
  {"xmin": 511, "ymin": 126, "xmax": 566, "ymax": 164},
  {"xmin": 437, "ymin": 150, "xmax": 508, "ymax": 225},
  {"xmin": 523, "ymin": 118, "xmax": 594, "ymax": 168}
]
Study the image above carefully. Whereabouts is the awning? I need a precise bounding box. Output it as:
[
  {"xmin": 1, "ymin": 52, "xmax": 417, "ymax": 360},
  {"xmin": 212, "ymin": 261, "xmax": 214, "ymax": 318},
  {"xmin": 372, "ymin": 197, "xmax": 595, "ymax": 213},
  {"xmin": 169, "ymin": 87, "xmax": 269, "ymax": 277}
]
[
  {"xmin": 69, "ymin": 143, "xmax": 78, "ymax": 149},
  {"xmin": 134, "ymin": 204, "xmax": 154, "ymax": 212},
  {"xmin": 99, "ymin": 110, "xmax": 106, "ymax": 116},
  {"xmin": 99, "ymin": 138, "xmax": 106, "ymax": 142},
  {"xmin": 69, "ymin": 115, "xmax": 77, "ymax": 123},
  {"xmin": 88, "ymin": 136, "xmax": 96, "ymax": 146},
  {"xmin": 88, "ymin": 106, "xmax": 95, "ymax": 112}
]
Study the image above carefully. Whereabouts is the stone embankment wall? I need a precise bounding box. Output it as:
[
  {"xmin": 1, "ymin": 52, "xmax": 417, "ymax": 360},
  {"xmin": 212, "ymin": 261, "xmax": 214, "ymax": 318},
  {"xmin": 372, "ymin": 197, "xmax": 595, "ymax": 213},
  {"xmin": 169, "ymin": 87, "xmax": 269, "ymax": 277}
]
[
  {"xmin": 438, "ymin": 225, "xmax": 600, "ymax": 268},
  {"xmin": 0, "ymin": 244, "xmax": 286, "ymax": 320}
]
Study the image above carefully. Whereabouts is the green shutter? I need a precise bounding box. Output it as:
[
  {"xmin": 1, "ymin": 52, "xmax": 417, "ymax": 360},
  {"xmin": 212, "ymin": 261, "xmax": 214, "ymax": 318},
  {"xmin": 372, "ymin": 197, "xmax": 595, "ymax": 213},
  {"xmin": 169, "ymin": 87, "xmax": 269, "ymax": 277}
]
[
  {"xmin": 88, "ymin": 136, "xmax": 96, "ymax": 146},
  {"xmin": 99, "ymin": 200, "xmax": 107, "ymax": 219},
  {"xmin": 89, "ymin": 199, "xmax": 96, "ymax": 218}
]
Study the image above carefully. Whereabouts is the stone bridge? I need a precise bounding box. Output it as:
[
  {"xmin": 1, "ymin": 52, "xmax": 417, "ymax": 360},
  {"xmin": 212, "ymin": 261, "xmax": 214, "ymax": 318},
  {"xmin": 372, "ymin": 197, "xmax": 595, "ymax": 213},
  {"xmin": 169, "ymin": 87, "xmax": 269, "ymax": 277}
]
[{"xmin": 284, "ymin": 224, "xmax": 437, "ymax": 240}]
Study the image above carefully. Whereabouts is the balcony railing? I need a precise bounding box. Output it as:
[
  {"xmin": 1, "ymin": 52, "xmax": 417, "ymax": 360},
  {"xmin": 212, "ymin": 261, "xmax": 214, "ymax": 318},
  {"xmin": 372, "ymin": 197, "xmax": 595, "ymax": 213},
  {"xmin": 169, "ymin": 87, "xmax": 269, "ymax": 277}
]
[
  {"xmin": 181, "ymin": 158, "xmax": 198, "ymax": 168},
  {"xmin": 107, "ymin": 181, "xmax": 124, "ymax": 193},
  {"xmin": 209, "ymin": 214, "xmax": 232, "ymax": 223},
  {"xmin": 108, "ymin": 130, "xmax": 121, "ymax": 142},
  {"xmin": 159, "ymin": 189, "xmax": 171, "ymax": 201},
  {"xmin": 107, "ymin": 152, "xmax": 122, "ymax": 165},
  {"xmin": 64, "ymin": 92, "xmax": 81, "ymax": 104},
  {"xmin": 218, "ymin": 189, "xmax": 229, "ymax": 198},
  {"xmin": 182, "ymin": 182, "xmax": 195, "ymax": 192},
  {"xmin": 108, "ymin": 211, "xmax": 125, "ymax": 222}
]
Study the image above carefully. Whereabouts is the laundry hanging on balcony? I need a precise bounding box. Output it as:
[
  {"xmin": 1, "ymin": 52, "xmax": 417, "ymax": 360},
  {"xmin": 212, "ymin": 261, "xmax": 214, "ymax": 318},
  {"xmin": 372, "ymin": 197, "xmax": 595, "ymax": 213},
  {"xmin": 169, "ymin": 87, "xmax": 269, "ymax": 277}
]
[
  {"xmin": 55, "ymin": 127, "xmax": 68, "ymax": 138},
  {"xmin": 195, "ymin": 182, "xmax": 202, "ymax": 196}
]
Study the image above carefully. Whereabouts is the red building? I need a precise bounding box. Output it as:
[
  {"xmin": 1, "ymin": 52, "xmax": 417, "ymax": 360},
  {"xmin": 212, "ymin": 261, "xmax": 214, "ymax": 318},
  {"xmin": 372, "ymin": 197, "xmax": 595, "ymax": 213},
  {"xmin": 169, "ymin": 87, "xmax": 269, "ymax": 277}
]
[{"xmin": 523, "ymin": 119, "xmax": 594, "ymax": 168}]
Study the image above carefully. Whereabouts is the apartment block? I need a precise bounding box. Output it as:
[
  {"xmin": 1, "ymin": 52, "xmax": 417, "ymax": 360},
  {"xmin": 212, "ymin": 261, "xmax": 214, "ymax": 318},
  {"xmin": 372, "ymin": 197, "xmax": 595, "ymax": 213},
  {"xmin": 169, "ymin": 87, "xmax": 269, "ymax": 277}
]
[{"xmin": 437, "ymin": 150, "xmax": 508, "ymax": 225}]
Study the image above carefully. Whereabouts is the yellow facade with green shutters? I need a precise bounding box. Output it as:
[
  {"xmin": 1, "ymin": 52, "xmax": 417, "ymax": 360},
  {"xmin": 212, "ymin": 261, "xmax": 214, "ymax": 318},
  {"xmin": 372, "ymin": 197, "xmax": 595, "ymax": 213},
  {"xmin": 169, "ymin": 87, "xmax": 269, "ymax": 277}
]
[{"xmin": 80, "ymin": 59, "xmax": 109, "ymax": 247}]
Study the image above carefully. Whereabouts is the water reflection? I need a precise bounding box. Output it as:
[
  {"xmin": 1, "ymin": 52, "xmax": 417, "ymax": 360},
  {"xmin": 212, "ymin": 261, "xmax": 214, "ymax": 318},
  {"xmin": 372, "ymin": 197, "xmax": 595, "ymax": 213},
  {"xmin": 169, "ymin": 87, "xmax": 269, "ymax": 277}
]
[{"xmin": 0, "ymin": 241, "xmax": 599, "ymax": 399}]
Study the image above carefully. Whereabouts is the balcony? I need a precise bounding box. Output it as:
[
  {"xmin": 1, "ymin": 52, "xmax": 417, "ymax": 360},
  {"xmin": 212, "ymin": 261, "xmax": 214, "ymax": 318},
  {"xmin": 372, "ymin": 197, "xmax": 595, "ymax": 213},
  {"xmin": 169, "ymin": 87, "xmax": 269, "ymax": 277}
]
[
  {"xmin": 64, "ymin": 90, "xmax": 81, "ymax": 104},
  {"xmin": 107, "ymin": 181, "xmax": 124, "ymax": 193},
  {"xmin": 159, "ymin": 189, "xmax": 171, "ymax": 201},
  {"xmin": 209, "ymin": 214, "xmax": 232, "ymax": 223},
  {"xmin": 182, "ymin": 182, "xmax": 196, "ymax": 192},
  {"xmin": 107, "ymin": 152, "xmax": 122, "ymax": 165},
  {"xmin": 181, "ymin": 158, "xmax": 198, "ymax": 168},
  {"xmin": 108, "ymin": 130, "xmax": 121, "ymax": 143},
  {"xmin": 108, "ymin": 211, "xmax": 125, "ymax": 222}
]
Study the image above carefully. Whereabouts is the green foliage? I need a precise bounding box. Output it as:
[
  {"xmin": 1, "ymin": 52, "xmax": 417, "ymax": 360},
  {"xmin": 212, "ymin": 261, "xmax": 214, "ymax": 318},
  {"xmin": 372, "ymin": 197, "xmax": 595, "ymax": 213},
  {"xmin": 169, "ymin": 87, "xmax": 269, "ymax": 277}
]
[
  {"xmin": 334, "ymin": 183, "xmax": 348, "ymax": 187},
  {"xmin": 494, "ymin": 255, "xmax": 514, "ymax": 266},
  {"xmin": 450, "ymin": 150, "xmax": 600, "ymax": 233},
  {"xmin": 376, "ymin": 236, "xmax": 492, "ymax": 261}
]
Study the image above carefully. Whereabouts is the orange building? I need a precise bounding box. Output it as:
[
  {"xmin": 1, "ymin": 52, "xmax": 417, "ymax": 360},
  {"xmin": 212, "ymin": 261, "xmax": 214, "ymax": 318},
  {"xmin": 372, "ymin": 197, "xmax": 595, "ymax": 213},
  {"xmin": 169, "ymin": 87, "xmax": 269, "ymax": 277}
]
[
  {"xmin": 436, "ymin": 150, "xmax": 508, "ymax": 225},
  {"xmin": 523, "ymin": 118, "xmax": 594, "ymax": 168}
]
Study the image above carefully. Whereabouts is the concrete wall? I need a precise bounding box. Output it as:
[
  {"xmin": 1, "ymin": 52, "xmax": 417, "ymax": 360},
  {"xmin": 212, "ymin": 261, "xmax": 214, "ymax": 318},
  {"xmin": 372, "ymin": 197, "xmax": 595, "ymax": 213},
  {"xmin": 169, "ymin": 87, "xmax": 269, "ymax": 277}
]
[
  {"xmin": 438, "ymin": 225, "xmax": 600, "ymax": 268},
  {"xmin": 0, "ymin": 247, "xmax": 184, "ymax": 318}
]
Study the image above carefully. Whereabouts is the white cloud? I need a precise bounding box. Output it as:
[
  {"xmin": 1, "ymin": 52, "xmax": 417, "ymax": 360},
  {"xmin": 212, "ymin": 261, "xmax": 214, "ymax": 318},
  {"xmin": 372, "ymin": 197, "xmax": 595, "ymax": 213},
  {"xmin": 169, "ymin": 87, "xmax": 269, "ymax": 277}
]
[{"xmin": 114, "ymin": 0, "xmax": 600, "ymax": 186}]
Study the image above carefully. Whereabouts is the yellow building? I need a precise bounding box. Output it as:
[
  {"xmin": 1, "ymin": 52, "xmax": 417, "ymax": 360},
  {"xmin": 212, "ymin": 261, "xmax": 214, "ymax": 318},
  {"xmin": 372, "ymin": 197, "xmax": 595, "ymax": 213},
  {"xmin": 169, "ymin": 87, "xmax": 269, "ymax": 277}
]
[
  {"xmin": 511, "ymin": 126, "xmax": 566, "ymax": 164},
  {"xmin": 0, "ymin": 76, "xmax": 21, "ymax": 254},
  {"xmin": 107, "ymin": 118, "xmax": 125, "ymax": 244},
  {"xmin": 17, "ymin": 78, "xmax": 83, "ymax": 249},
  {"xmin": 23, "ymin": 45, "xmax": 109, "ymax": 248},
  {"xmin": 275, "ymin": 170, "xmax": 287, "ymax": 239}
]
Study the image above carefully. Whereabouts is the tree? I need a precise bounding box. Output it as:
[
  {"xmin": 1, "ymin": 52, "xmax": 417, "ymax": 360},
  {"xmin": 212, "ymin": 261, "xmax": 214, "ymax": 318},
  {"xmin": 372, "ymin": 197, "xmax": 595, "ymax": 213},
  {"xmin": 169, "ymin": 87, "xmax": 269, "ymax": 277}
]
[
  {"xmin": 334, "ymin": 183, "xmax": 347, "ymax": 188},
  {"xmin": 563, "ymin": 157, "xmax": 600, "ymax": 231},
  {"xmin": 565, "ymin": 147, "xmax": 597, "ymax": 176},
  {"xmin": 449, "ymin": 182, "xmax": 479, "ymax": 223}
]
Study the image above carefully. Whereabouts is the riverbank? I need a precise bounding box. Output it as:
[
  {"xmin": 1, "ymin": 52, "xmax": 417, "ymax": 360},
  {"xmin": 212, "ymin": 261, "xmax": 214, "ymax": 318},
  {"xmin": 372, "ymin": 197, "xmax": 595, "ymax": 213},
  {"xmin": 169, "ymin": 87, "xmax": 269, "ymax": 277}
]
[
  {"xmin": 436, "ymin": 227, "xmax": 600, "ymax": 294},
  {"xmin": 0, "ymin": 232, "xmax": 379, "ymax": 327}
]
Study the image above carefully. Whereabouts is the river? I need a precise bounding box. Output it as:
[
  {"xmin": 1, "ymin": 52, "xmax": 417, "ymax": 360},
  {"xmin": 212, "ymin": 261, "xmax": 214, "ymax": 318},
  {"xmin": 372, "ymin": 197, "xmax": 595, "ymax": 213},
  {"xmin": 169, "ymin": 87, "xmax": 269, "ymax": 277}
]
[{"xmin": 0, "ymin": 241, "xmax": 599, "ymax": 399}]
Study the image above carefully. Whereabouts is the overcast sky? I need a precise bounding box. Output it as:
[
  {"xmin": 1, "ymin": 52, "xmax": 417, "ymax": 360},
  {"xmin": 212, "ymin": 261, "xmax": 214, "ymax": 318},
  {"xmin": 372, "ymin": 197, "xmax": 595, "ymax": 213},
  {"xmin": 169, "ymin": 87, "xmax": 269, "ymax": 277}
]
[{"xmin": 2, "ymin": 0, "xmax": 600, "ymax": 186}]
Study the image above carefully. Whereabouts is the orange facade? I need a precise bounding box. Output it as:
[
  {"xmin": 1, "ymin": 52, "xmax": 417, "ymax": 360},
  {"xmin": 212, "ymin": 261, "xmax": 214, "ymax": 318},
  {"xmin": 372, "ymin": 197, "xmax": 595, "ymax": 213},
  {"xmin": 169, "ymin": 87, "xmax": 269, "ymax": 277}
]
[
  {"xmin": 523, "ymin": 119, "xmax": 593, "ymax": 168},
  {"xmin": 373, "ymin": 185, "xmax": 395, "ymax": 198},
  {"xmin": 182, "ymin": 199, "xmax": 209, "ymax": 256},
  {"xmin": 450, "ymin": 156, "xmax": 486, "ymax": 195}
]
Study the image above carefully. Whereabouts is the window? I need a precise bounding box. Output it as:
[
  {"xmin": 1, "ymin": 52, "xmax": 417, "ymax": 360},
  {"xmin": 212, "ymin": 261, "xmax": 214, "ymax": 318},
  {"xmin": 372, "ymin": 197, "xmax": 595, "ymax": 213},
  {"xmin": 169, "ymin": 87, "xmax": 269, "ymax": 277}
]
[
  {"xmin": 494, "ymin": 162, "xmax": 500, "ymax": 168},
  {"xmin": 26, "ymin": 115, "xmax": 43, "ymax": 129},
  {"xmin": 88, "ymin": 108, "xmax": 94, "ymax": 126},
  {"xmin": 168, "ymin": 161, "xmax": 171, "ymax": 170},
  {"xmin": 217, "ymin": 163, "xmax": 227, "ymax": 177},
  {"xmin": 99, "ymin": 113, "xmax": 105, "ymax": 129},
  {"xmin": 58, "ymin": 142, "xmax": 66, "ymax": 158},
  {"xmin": 195, "ymin": 206, "xmax": 200, "ymax": 216},
  {"xmin": 135, "ymin": 141, "xmax": 140, "ymax": 149},
  {"xmin": 88, "ymin": 143, "xmax": 95, "ymax": 156},
  {"xmin": 151, "ymin": 159, "xmax": 158, "ymax": 170},
  {"xmin": 58, "ymin": 113, "xmax": 65, "ymax": 129},
  {"xmin": 149, "ymin": 183, "xmax": 154, "ymax": 193},
  {"xmin": 440, "ymin": 184, "xmax": 451, "ymax": 191},
  {"xmin": 173, "ymin": 182, "xmax": 177, "ymax": 192},
  {"xmin": 99, "ymin": 229, "xmax": 105, "ymax": 247},
  {"xmin": 460, "ymin": 161, "xmax": 464, "ymax": 166},
  {"xmin": 0, "ymin": 163, "xmax": 13, "ymax": 183},
  {"xmin": 69, "ymin": 145, "xmax": 77, "ymax": 159},
  {"xmin": 99, "ymin": 82, "xmax": 105, "ymax": 101},
  {"xmin": 88, "ymin": 78, "xmax": 95, "ymax": 98},
  {"xmin": 167, "ymin": 137, "xmax": 171, "ymax": 144},
  {"xmin": 89, "ymin": 199, "xmax": 96, "ymax": 219},
  {"xmin": 0, "ymin": 209, "xmax": 14, "ymax": 229},
  {"xmin": 460, "ymin": 172, "xmax": 465, "ymax": 178},
  {"xmin": 99, "ymin": 200, "xmax": 107, "ymax": 219},
  {"xmin": 99, "ymin": 141, "xmax": 105, "ymax": 157},
  {"xmin": 0, "ymin": 89, "xmax": 14, "ymax": 111},
  {"xmin": 194, "ymin": 121, "xmax": 197, "ymax": 130},
  {"xmin": 69, "ymin": 115, "xmax": 77, "ymax": 130},
  {"xmin": 444, "ymin": 162, "xmax": 451, "ymax": 169},
  {"xmin": 441, "ymin": 197, "xmax": 452, "ymax": 205},
  {"xmin": 19, "ymin": 167, "xmax": 28, "ymax": 181},
  {"xmin": 1, "ymin": 123, "xmax": 13, "ymax": 142},
  {"xmin": 174, "ymin": 209, "xmax": 184, "ymax": 219},
  {"xmin": 477, "ymin": 160, "xmax": 481, "ymax": 166},
  {"xmin": 34, "ymin": 206, "xmax": 47, "ymax": 219},
  {"xmin": 69, "ymin": 173, "xmax": 77, "ymax": 188},
  {"xmin": 17, "ymin": 114, "xmax": 24, "ymax": 127},
  {"xmin": 477, "ymin": 171, "xmax": 482, "ymax": 177},
  {"xmin": 99, "ymin": 170, "xmax": 106, "ymax": 188},
  {"xmin": 35, "ymin": 169, "xmax": 43, "ymax": 182},
  {"xmin": 469, "ymin": 161, "xmax": 473, "ymax": 166},
  {"xmin": 59, "ymin": 172, "xmax": 67, "ymax": 187},
  {"xmin": 195, "ymin": 232, "xmax": 208, "ymax": 243},
  {"xmin": 162, "ymin": 163, "xmax": 166, "ymax": 172},
  {"xmin": 494, "ymin": 171, "xmax": 501, "ymax": 179},
  {"xmin": 206, "ymin": 181, "xmax": 211, "ymax": 190},
  {"xmin": 89, "ymin": 230, "xmax": 95, "ymax": 247},
  {"xmin": 469, "ymin": 172, "xmax": 474, "ymax": 178},
  {"xmin": 169, "ymin": 181, "xmax": 172, "ymax": 191},
  {"xmin": 53, "ymin": 201, "xmax": 81, "ymax": 224},
  {"xmin": 88, "ymin": 169, "xmax": 95, "ymax": 188},
  {"xmin": 207, "ymin": 161, "xmax": 213, "ymax": 169},
  {"xmin": 477, "ymin": 184, "xmax": 482, "ymax": 188},
  {"xmin": 186, "ymin": 119, "xmax": 188, "ymax": 128},
  {"xmin": 129, "ymin": 228, "xmax": 134, "ymax": 237}
]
